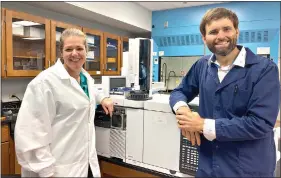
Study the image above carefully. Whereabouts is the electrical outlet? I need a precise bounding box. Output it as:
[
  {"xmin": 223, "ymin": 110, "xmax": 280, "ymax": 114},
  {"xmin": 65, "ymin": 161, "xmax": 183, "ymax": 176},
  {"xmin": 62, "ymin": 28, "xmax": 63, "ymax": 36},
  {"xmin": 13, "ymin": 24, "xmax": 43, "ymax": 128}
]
[{"xmin": 164, "ymin": 21, "xmax": 168, "ymax": 28}]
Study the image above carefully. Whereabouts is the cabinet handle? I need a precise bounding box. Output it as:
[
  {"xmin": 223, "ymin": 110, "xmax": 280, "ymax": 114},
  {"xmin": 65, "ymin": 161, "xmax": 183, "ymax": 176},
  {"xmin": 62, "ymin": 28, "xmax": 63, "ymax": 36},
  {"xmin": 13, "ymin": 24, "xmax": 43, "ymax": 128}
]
[{"xmin": 48, "ymin": 60, "xmax": 51, "ymax": 67}]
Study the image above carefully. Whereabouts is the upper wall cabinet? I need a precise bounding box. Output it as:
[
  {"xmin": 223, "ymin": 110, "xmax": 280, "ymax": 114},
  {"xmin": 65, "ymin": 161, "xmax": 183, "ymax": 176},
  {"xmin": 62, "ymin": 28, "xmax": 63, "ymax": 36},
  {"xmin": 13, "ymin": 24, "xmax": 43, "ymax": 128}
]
[
  {"xmin": 2, "ymin": 9, "xmax": 127, "ymax": 78},
  {"xmin": 5, "ymin": 9, "xmax": 50, "ymax": 77},
  {"xmin": 82, "ymin": 27, "xmax": 104, "ymax": 76},
  {"xmin": 103, "ymin": 32, "xmax": 121, "ymax": 75},
  {"xmin": 2, "ymin": 8, "xmax": 6, "ymax": 78},
  {"xmin": 120, "ymin": 36, "xmax": 129, "ymax": 68},
  {"xmin": 121, "ymin": 37, "xmax": 129, "ymax": 52},
  {"xmin": 50, "ymin": 21, "xmax": 82, "ymax": 66}
]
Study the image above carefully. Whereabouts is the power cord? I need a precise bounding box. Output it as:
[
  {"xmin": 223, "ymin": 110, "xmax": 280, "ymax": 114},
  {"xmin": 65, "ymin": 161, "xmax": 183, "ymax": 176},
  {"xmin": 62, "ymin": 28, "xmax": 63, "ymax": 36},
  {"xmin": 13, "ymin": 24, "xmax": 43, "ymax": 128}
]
[{"xmin": 11, "ymin": 95, "xmax": 21, "ymax": 102}]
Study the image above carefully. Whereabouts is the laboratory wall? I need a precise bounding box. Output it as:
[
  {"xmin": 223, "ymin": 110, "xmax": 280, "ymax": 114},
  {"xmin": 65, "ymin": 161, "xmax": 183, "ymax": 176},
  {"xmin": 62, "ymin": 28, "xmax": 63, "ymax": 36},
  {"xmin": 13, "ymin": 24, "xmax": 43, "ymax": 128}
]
[{"xmin": 152, "ymin": 2, "xmax": 281, "ymax": 81}]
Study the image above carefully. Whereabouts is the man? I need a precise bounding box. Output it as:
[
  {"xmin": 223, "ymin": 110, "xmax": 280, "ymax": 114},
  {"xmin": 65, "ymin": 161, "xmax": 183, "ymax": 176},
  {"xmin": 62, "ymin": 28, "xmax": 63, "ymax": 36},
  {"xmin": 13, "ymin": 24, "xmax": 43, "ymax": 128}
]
[{"xmin": 169, "ymin": 7, "xmax": 280, "ymax": 177}]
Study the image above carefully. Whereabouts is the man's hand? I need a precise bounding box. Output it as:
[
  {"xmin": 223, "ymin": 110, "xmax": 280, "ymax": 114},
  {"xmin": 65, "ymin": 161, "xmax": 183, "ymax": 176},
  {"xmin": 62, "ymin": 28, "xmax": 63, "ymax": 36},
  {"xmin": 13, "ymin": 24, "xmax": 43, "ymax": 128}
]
[
  {"xmin": 176, "ymin": 111, "xmax": 204, "ymax": 132},
  {"xmin": 176, "ymin": 106, "xmax": 201, "ymax": 146},
  {"xmin": 181, "ymin": 129, "xmax": 201, "ymax": 146},
  {"xmin": 101, "ymin": 97, "xmax": 114, "ymax": 117}
]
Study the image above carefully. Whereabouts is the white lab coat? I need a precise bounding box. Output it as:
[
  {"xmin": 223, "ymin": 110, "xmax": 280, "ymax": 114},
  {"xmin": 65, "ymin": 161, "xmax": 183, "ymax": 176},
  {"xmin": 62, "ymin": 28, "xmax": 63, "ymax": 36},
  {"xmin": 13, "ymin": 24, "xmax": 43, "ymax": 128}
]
[{"xmin": 15, "ymin": 59, "xmax": 106, "ymax": 177}]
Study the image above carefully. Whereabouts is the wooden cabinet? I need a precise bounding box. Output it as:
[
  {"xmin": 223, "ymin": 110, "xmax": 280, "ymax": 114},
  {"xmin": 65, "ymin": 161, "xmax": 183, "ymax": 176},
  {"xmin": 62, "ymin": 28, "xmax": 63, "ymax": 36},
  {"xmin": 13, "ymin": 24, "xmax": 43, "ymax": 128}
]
[
  {"xmin": 82, "ymin": 27, "xmax": 104, "ymax": 76},
  {"xmin": 50, "ymin": 21, "xmax": 82, "ymax": 66},
  {"xmin": 121, "ymin": 36, "xmax": 129, "ymax": 53},
  {"xmin": 1, "ymin": 124, "xmax": 21, "ymax": 175},
  {"xmin": 99, "ymin": 160, "xmax": 158, "ymax": 177},
  {"xmin": 9, "ymin": 138, "xmax": 21, "ymax": 174},
  {"xmin": 1, "ymin": 142, "xmax": 10, "ymax": 175},
  {"xmin": 2, "ymin": 8, "xmax": 6, "ymax": 77},
  {"xmin": 1, "ymin": 125, "xmax": 10, "ymax": 175},
  {"xmin": 120, "ymin": 36, "xmax": 129, "ymax": 69},
  {"xmin": 5, "ymin": 9, "xmax": 51, "ymax": 77},
  {"xmin": 2, "ymin": 8, "xmax": 126, "ymax": 77},
  {"xmin": 1, "ymin": 124, "xmax": 9, "ymax": 142},
  {"xmin": 103, "ymin": 32, "xmax": 121, "ymax": 75}
]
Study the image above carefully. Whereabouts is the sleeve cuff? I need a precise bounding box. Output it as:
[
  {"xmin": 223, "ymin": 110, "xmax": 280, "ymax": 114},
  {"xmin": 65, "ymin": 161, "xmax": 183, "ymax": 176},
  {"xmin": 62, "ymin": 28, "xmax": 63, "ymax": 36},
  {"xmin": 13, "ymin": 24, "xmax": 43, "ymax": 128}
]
[
  {"xmin": 203, "ymin": 119, "xmax": 216, "ymax": 141},
  {"xmin": 38, "ymin": 165, "xmax": 54, "ymax": 177},
  {"xmin": 173, "ymin": 101, "xmax": 189, "ymax": 112}
]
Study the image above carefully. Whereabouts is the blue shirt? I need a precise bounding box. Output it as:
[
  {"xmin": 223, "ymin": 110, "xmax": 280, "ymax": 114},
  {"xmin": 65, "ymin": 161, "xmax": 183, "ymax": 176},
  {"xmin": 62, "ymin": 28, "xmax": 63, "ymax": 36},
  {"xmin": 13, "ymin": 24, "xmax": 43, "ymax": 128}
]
[
  {"xmin": 169, "ymin": 46, "xmax": 280, "ymax": 177},
  {"xmin": 80, "ymin": 72, "xmax": 89, "ymax": 98}
]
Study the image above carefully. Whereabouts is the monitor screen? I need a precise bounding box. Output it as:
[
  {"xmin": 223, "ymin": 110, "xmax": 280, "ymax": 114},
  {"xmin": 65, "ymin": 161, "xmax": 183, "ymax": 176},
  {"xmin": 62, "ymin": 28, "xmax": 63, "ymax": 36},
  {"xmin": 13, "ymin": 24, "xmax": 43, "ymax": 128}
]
[{"xmin": 109, "ymin": 78, "xmax": 126, "ymax": 89}]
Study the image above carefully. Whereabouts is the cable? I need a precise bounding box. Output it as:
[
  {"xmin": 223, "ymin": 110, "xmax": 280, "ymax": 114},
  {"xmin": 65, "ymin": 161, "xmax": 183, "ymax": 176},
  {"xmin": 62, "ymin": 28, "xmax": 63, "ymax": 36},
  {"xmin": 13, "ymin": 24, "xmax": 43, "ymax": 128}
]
[{"xmin": 11, "ymin": 95, "xmax": 21, "ymax": 102}]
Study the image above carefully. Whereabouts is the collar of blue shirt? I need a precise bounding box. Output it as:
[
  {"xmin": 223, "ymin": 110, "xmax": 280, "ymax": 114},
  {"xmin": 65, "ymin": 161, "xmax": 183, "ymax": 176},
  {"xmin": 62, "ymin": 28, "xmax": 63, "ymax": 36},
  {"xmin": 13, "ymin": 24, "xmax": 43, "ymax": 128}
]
[{"xmin": 208, "ymin": 45, "xmax": 246, "ymax": 68}]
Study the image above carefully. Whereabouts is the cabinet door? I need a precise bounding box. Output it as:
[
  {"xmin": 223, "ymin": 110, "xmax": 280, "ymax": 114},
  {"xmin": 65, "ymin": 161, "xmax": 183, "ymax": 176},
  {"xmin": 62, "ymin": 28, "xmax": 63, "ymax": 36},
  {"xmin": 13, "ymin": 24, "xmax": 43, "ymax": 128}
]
[
  {"xmin": 5, "ymin": 10, "xmax": 50, "ymax": 77},
  {"xmin": 82, "ymin": 28, "xmax": 104, "ymax": 75},
  {"xmin": 50, "ymin": 21, "xmax": 81, "ymax": 67},
  {"xmin": 100, "ymin": 160, "xmax": 158, "ymax": 177},
  {"xmin": 1, "ymin": 142, "xmax": 10, "ymax": 175},
  {"xmin": 103, "ymin": 33, "xmax": 121, "ymax": 75},
  {"xmin": 8, "ymin": 138, "xmax": 21, "ymax": 175},
  {"xmin": 120, "ymin": 36, "xmax": 129, "ymax": 69},
  {"xmin": 1, "ymin": 8, "xmax": 6, "ymax": 77}
]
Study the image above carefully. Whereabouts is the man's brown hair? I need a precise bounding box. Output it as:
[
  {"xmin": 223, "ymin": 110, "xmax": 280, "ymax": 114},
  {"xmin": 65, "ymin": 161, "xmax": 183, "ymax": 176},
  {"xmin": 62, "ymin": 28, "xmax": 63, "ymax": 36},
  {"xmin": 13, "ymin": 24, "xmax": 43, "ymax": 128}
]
[{"xmin": 199, "ymin": 7, "xmax": 239, "ymax": 37}]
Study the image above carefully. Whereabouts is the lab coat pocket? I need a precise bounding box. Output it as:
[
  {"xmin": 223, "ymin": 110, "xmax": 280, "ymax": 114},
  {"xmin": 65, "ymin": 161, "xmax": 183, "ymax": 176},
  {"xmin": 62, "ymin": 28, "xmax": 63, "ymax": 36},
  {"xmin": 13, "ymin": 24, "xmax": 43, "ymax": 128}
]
[{"xmin": 231, "ymin": 86, "xmax": 251, "ymax": 115}]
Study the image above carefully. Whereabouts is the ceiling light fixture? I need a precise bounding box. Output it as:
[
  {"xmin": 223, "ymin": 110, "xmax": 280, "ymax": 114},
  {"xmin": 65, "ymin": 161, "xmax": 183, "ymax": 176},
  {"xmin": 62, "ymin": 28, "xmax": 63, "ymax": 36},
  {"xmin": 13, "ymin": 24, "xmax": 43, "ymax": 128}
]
[
  {"xmin": 12, "ymin": 21, "xmax": 41, "ymax": 26},
  {"xmin": 22, "ymin": 37, "xmax": 44, "ymax": 40}
]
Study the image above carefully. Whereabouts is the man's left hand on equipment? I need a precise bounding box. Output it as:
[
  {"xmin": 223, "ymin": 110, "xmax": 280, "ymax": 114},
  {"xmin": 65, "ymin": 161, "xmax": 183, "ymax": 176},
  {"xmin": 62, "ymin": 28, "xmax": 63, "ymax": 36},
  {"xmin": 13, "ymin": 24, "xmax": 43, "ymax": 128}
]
[{"xmin": 176, "ymin": 111, "xmax": 205, "ymax": 132}]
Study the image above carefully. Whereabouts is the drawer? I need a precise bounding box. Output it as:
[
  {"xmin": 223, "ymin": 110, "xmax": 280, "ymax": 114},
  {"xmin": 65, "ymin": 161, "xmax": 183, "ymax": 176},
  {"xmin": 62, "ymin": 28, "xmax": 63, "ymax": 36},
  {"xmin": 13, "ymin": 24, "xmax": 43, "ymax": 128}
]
[
  {"xmin": 100, "ymin": 160, "xmax": 158, "ymax": 177},
  {"xmin": 1, "ymin": 125, "xmax": 9, "ymax": 143}
]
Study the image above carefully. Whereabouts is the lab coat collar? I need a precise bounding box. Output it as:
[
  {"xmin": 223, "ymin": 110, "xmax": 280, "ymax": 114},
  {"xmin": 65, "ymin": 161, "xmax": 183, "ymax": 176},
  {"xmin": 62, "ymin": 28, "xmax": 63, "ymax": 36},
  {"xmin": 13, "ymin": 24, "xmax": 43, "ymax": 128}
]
[
  {"xmin": 54, "ymin": 59, "xmax": 72, "ymax": 80},
  {"xmin": 215, "ymin": 46, "xmax": 260, "ymax": 92},
  {"xmin": 54, "ymin": 59, "xmax": 94, "ymax": 100},
  {"xmin": 208, "ymin": 45, "xmax": 259, "ymax": 67},
  {"xmin": 208, "ymin": 45, "xmax": 246, "ymax": 68},
  {"xmin": 80, "ymin": 67, "xmax": 92, "ymax": 81},
  {"xmin": 54, "ymin": 59, "xmax": 91, "ymax": 81},
  {"xmin": 244, "ymin": 47, "xmax": 260, "ymax": 65}
]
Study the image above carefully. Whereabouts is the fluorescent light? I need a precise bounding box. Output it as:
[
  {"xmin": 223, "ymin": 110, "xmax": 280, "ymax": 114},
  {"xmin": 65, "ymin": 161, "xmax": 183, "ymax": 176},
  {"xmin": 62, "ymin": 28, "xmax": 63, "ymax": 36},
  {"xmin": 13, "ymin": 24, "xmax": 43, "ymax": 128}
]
[
  {"xmin": 22, "ymin": 37, "xmax": 44, "ymax": 40},
  {"xmin": 13, "ymin": 21, "xmax": 41, "ymax": 26},
  {"xmin": 12, "ymin": 24, "xmax": 22, "ymax": 28},
  {"xmin": 107, "ymin": 44, "xmax": 117, "ymax": 49}
]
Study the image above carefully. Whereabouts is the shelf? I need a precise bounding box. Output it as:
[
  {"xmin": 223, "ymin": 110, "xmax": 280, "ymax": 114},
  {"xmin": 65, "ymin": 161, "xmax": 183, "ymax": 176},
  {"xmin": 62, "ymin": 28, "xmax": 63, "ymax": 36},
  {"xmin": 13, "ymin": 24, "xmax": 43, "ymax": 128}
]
[
  {"xmin": 106, "ymin": 68, "xmax": 117, "ymax": 71},
  {"xmin": 13, "ymin": 34, "xmax": 45, "ymax": 41},
  {"xmin": 14, "ymin": 56, "xmax": 42, "ymax": 59},
  {"xmin": 86, "ymin": 59, "xmax": 100, "ymax": 62},
  {"xmin": 88, "ymin": 43, "xmax": 97, "ymax": 48},
  {"xmin": 13, "ymin": 34, "xmax": 32, "ymax": 38}
]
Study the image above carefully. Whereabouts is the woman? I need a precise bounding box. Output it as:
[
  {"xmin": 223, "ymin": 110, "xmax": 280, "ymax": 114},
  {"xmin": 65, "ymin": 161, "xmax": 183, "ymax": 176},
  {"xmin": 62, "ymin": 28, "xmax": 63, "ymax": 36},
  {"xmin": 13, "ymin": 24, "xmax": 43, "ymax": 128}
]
[{"xmin": 15, "ymin": 28, "xmax": 113, "ymax": 177}]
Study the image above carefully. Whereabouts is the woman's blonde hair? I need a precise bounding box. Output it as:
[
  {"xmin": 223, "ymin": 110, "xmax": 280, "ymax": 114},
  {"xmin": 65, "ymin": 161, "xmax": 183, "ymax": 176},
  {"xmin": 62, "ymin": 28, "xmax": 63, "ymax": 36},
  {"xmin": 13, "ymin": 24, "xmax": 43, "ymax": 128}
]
[{"xmin": 59, "ymin": 28, "xmax": 88, "ymax": 56}]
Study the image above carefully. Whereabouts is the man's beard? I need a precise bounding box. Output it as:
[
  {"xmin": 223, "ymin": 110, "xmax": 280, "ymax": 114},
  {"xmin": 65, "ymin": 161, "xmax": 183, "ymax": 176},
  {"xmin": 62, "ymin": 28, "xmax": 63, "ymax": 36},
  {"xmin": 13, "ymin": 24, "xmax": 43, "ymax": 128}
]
[{"xmin": 206, "ymin": 36, "xmax": 237, "ymax": 56}]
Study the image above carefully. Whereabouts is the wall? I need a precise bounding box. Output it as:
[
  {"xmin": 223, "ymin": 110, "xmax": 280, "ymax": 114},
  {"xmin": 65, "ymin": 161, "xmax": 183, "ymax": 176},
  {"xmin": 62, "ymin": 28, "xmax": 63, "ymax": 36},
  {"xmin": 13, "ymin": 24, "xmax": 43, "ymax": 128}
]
[
  {"xmin": 1, "ymin": 2, "xmax": 140, "ymax": 102},
  {"xmin": 2, "ymin": 78, "xmax": 32, "ymax": 102},
  {"xmin": 66, "ymin": 2, "xmax": 152, "ymax": 32},
  {"xmin": 151, "ymin": 2, "xmax": 281, "ymax": 81}
]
